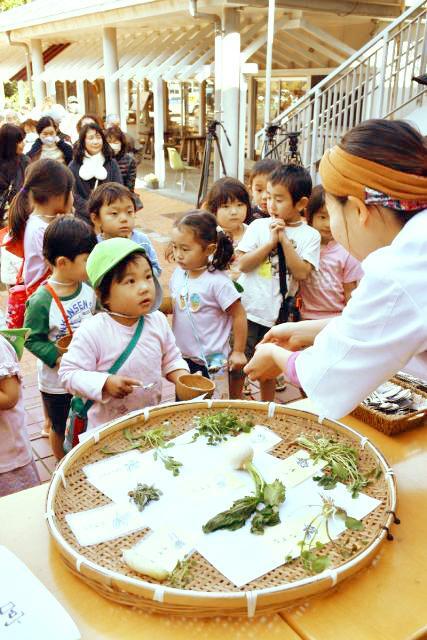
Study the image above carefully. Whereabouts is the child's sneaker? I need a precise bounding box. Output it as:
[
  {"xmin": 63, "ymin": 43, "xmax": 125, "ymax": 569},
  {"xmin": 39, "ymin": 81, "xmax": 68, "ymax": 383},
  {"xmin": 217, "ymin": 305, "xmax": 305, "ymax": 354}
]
[{"xmin": 275, "ymin": 375, "xmax": 287, "ymax": 392}]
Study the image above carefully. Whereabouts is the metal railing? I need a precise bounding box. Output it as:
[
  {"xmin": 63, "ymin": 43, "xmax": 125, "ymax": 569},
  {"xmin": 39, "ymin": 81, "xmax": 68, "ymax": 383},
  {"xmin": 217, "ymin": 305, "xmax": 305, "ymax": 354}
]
[{"xmin": 255, "ymin": 0, "xmax": 427, "ymax": 177}]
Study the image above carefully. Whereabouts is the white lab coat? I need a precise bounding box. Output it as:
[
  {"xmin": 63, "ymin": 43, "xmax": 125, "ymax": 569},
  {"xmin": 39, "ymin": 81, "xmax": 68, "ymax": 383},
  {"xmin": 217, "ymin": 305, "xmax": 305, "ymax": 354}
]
[{"xmin": 296, "ymin": 209, "xmax": 427, "ymax": 420}]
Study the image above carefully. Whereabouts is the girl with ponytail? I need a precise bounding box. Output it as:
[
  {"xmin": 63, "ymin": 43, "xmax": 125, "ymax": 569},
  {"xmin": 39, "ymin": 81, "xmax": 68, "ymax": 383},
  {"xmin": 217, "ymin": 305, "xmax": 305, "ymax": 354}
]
[
  {"xmin": 5, "ymin": 159, "xmax": 74, "ymax": 328},
  {"xmin": 169, "ymin": 211, "xmax": 247, "ymax": 397}
]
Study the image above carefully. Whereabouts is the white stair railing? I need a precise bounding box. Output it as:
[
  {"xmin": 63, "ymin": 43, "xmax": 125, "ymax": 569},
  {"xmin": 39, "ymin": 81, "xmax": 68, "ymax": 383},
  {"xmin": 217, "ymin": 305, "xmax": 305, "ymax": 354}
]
[{"xmin": 255, "ymin": 0, "xmax": 426, "ymax": 177}]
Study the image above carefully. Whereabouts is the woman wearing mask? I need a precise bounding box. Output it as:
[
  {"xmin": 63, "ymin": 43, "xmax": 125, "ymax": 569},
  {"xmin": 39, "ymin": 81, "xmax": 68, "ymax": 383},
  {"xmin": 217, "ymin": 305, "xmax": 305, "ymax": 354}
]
[
  {"xmin": 245, "ymin": 120, "xmax": 427, "ymax": 420},
  {"xmin": 106, "ymin": 126, "xmax": 142, "ymax": 209},
  {"xmin": 22, "ymin": 119, "xmax": 38, "ymax": 154},
  {"xmin": 68, "ymin": 122, "xmax": 122, "ymax": 221},
  {"xmin": 27, "ymin": 116, "xmax": 72, "ymax": 165},
  {"xmin": 0, "ymin": 124, "xmax": 29, "ymax": 225}
]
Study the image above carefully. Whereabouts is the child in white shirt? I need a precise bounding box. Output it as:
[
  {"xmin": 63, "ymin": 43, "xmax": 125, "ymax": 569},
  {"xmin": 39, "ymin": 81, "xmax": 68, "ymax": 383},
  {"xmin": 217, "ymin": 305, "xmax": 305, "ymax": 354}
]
[{"xmin": 236, "ymin": 164, "xmax": 320, "ymax": 401}]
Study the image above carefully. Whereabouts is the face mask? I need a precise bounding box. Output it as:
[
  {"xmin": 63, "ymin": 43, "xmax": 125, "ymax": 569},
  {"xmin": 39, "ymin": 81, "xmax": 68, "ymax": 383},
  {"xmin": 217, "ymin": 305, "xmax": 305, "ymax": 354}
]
[
  {"xmin": 25, "ymin": 132, "xmax": 38, "ymax": 143},
  {"xmin": 109, "ymin": 142, "xmax": 121, "ymax": 155},
  {"xmin": 41, "ymin": 135, "xmax": 56, "ymax": 147}
]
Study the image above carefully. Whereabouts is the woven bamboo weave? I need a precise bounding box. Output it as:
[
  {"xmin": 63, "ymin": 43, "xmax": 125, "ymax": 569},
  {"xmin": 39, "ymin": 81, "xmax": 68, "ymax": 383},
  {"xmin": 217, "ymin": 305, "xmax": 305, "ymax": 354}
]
[{"xmin": 46, "ymin": 401, "xmax": 397, "ymax": 617}]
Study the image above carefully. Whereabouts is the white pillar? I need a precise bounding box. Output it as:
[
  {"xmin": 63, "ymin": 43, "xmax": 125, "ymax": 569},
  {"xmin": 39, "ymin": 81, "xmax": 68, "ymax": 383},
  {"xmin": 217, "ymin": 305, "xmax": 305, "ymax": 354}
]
[
  {"xmin": 119, "ymin": 78, "xmax": 128, "ymax": 131},
  {"xmin": 102, "ymin": 27, "xmax": 121, "ymax": 118},
  {"xmin": 238, "ymin": 72, "xmax": 247, "ymax": 183},
  {"xmin": 17, "ymin": 81, "xmax": 26, "ymax": 110},
  {"xmin": 47, "ymin": 79, "xmax": 56, "ymax": 101},
  {"xmin": 214, "ymin": 32, "xmax": 222, "ymax": 180},
  {"xmin": 198, "ymin": 80, "xmax": 206, "ymax": 136},
  {"xmin": 76, "ymin": 79, "xmax": 85, "ymax": 114},
  {"xmin": 153, "ymin": 76, "xmax": 166, "ymax": 188},
  {"xmin": 263, "ymin": 0, "xmax": 275, "ymax": 128},
  {"xmin": 247, "ymin": 76, "xmax": 255, "ymax": 160},
  {"xmin": 0, "ymin": 81, "xmax": 5, "ymax": 111},
  {"xmin": 30, "ymin": 39, "xmax": 46, "ymax": 108},
  {"xmin": 63, "ymin": 80, "xmax": 68, "ymax": 106},
  {"xmin": 221, "ymin": 9, "xmax": 240, "ymax": 178}
]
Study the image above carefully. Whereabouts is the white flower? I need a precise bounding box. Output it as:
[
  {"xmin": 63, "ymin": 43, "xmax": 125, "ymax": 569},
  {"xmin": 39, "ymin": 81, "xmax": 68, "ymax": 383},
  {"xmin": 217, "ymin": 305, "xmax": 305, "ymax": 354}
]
[{"xmin": 228, "ymin": 441, "xmax": 254, "ymax": 471}]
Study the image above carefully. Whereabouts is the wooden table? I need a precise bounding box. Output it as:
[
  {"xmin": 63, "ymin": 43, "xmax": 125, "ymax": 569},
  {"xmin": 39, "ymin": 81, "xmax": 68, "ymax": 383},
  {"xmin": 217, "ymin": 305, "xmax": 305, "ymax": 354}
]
[{"xmin": 1, "ymin": 400, "xmax": 426, "ymax": 639}]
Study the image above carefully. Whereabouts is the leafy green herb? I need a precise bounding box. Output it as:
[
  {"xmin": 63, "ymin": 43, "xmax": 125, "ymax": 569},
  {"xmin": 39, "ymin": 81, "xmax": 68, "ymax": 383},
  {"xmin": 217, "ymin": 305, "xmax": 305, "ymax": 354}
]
[
  {"xmin": 102, "ymin": 424, "xmax": 183, "ymax": 476},
  {"xmin": 203, "ymin": 443, "xmax": 286, "ymax": 534},
  {"xmin": 296, "ymin": 434, "xmax": 379, "ymax": 497},
  {"xmin": 165, "ymin": 557, "xmax": 195, "ymax": 588},
  {"xmin": 203, "ymin": 496, "xmax": 259, "ymax": 533},
  {"xmin": 251, "ymin": 505, "xmax": 281, "ymax": 535},
  {"xmin": 192, "ymin": 411, "xmax": 254, "ymax": 446},
  {"xmin": 297, "ymin": 496, "xmax": 364, "ymax": 574},
  {"xmin": 128, "ymin": 483, "xmax": 162, "ymax": 511}
]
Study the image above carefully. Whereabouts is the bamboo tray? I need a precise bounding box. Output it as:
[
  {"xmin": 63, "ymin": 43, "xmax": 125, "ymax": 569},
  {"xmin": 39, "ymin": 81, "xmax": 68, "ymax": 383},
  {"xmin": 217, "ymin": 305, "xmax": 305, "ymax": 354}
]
[{"xmin": 46, "ymin": 400, "xmax": 397, "ymax": 618}]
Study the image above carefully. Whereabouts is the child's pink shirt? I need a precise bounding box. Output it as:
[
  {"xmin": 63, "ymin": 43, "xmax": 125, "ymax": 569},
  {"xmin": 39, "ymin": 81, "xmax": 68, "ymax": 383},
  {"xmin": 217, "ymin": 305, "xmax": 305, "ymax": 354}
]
[
  {"xmin": 58, "ymin": 311, "xmax": 188, "ymax": 430},
  {"xmin": 23, "ymin": 214, "xmax": 49, "ymax": 289},
  {"xmin": 0, "ymin": 336, "xmax": 32, "ymax": 473},
  {"xmin": 299, "ymin": 241, "xmax": 363, "ymax": 319}
]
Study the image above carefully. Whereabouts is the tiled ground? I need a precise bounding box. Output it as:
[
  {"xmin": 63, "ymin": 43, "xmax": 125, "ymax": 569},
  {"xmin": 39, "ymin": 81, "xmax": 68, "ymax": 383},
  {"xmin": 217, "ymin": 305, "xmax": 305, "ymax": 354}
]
[{"xmin": 1, "ymin": 188, "xmax": 300, "ymax": 481}]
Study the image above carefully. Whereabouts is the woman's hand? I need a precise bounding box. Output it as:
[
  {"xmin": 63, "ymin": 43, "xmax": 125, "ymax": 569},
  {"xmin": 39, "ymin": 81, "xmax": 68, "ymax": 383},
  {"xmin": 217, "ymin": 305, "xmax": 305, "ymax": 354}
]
[
  {"xmin": 228, "ymin": 350, "xmax": 247, "ymax": 371},
  {"xmin": 260, "ymin": 319, "xmax": 332, "ymax": 351},
  {"xmin": 244, "ymin": 343, "xmax": 290, "ymax": 381},
  {"xmin": 104, "ymin": 375, "xmax": 141, "ymax": 399}
]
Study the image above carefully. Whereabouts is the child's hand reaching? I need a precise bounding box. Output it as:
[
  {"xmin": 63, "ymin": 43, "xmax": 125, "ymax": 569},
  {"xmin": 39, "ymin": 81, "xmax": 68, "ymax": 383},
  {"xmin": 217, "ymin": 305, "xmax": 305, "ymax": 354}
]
[
  {"xmin": 228, "ymin": 350, "xmax": 247, "ymax": 372},
  {"xmin": 104, "ymin": 375, "xmax": 142, "ymax": 399}
]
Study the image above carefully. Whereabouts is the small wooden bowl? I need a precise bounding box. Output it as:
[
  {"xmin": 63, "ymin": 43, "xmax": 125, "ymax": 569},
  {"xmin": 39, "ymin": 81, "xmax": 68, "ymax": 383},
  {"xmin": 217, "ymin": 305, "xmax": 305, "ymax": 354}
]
[
  {"xmin": 56, "ymin": 334, "xmax": 72, "ymax": 355},
  {"xmin": 175, "ymin": 373, "xmax": 215, "ymax": 400}
]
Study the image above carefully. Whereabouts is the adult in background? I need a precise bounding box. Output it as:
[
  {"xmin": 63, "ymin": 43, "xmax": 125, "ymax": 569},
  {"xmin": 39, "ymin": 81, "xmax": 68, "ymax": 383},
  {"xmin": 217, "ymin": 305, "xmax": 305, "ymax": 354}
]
[
  {"xmin": 27, "ymin": 116, "xmax": 73, "ymax": 165},
  {"xmin": 68, "ymin": 122, "xmax": 122, "ymax": 221},
  {"xmin": 106, "ymin": 125, "xmax": 142, "ymax": 209},
  {"xmin": 245, "ymin": 120, "xmax": 427, "ymax": 419},
  {"xmin": 76, "ymin": 113, "xmax": 104, "ymax": 136},
  {"xmin": 0, "ymin": 124, "xmax": 29, "ymax": 225}
]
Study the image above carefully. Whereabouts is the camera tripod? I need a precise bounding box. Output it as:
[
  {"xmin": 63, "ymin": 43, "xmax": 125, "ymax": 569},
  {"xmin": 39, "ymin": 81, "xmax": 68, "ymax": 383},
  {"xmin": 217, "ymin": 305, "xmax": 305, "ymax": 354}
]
[
  {"xmin": 262, "ymin": 124, "xmax": 303, "ymax": 166},
  {"xmin": 196, "ymin": 120, "xmax": 231, "ymax": 207}
]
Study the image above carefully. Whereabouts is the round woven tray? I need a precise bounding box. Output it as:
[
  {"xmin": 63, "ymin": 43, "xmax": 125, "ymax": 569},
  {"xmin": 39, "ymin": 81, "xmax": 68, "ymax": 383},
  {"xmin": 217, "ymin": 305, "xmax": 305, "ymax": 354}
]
[{"xmin": 46, "ymin": 400, "xmax": 397, "ymax": 618}]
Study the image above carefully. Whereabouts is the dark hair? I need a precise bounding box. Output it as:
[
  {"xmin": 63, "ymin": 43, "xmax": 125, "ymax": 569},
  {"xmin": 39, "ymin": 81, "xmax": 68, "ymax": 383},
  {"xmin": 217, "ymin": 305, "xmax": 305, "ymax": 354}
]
[
  {"xmin": 175, "ymin": 210, "xmax": 234, "ymax": 271},
  {"xmin": 339, "ymin": 119, "xmax": 427, "ymax": 177},
  {"xmin": 249, "ymin": 158, "xmax": 282, "ymax": 185},
  {"xmin": 76, "ymin": 113, "xmax": 104, "ymax": 134},
  {"xmin": 306, "ymin": 185, "xmax": 326, "ymax": 225},
  {"xmin": 204, "ymin": 177, "xmax": 251, "ymax": 222},
  {"xmin": 43, "ymin": 214, "xmax": 97, "ymax": 264},
  {"xmin": 36, "ymin": 116, "xmax": 57, "ymax": 135},
  {"xmin": 0, "ymin": 124, "xmax": 24, "ymax": 162},
  {"xmin": 73, "ymin": 123, "xmax": 112, "ymax": 165},
  {"xmin": 97, "ymin": 251, "xmax": 153, "ymax": 308},
  {"xmin": 105, "ymin": 126, "xmax": 127, "ymax": 158},
  {"xmin": 8, "ymin": 159, "xmax": 74, "ymax": 240},
  {"xmin": 22, "ymin": 118, "xmax": 38, "ymax": 131},
  {"xmin": 88, "ymin": 182, "xmax": 136, "ymax": 221},
  {"xmin": 269, "ymin": 164, "xmax": 312, "ymax": 205}
]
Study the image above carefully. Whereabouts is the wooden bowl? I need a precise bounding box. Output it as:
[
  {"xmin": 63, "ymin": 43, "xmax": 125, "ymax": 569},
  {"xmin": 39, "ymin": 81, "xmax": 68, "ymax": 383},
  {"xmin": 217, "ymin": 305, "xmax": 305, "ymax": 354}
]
[
  {"xmin": 175, "ymin": 373, "xmax": 215, "ymax": 400},
  {"xmin": 56, "ymin": 334, "xmax": 72, "ymax": 355}
]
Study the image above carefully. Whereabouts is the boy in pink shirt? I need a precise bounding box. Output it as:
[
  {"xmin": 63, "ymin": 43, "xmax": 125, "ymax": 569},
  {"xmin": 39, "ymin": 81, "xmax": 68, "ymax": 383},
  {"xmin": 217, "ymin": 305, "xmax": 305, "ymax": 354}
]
[{"xmin": 299, "ymin": 186, "xmax": 363, "ymax": 319}]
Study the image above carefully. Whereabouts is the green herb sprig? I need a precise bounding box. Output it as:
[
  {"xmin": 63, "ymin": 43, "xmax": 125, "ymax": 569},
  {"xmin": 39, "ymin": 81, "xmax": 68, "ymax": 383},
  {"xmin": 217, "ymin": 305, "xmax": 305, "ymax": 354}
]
[
  {"xmin": 298, "ymin": 496, "xmax": 363, "ymax": 574},
  {"xmin": 101, "ymin": 424, "xmax": 183, "ymax": 476},
  {"xmin": 192, "ymin": 411, "xmax": 254, "ymax": 446},
  {"xmin": 165, "ymin": 557, "xmax": 195, "ymax": 588},
  {"xmin": 128, "ymin": 483, "xmax": 162, "ymax": 511},
  {"xmin": 296, "ymin": 434, "xmax": 381, "ymax": 497}
]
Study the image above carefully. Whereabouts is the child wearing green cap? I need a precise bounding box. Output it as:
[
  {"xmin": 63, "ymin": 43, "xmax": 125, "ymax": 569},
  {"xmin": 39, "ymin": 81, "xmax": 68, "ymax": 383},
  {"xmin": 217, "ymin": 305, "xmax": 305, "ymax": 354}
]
[{"xmin": 59, "ymin": 238, "xmax": 189, "ymax": 431}]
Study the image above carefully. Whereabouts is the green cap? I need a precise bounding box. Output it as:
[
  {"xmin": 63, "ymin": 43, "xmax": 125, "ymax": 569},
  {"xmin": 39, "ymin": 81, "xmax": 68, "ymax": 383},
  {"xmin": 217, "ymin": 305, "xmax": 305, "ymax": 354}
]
[{"xmin": 86, "ymin": 238, "xmax": 163, "ymax": 313}]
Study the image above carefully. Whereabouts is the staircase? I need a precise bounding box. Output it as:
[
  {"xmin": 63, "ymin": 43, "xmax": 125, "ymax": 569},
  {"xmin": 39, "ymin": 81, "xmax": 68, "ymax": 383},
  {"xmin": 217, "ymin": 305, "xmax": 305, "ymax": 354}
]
[{"xmin": 256, "ymin": 0, "xmax": 427, "ymax": 178}]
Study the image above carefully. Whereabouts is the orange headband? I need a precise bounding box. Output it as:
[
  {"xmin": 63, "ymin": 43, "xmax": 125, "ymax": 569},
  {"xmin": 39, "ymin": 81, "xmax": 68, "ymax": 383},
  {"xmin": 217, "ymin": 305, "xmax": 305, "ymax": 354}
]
[{"xmin": 319, "ymin": 146, "xmax": 427, "ymax": 202}]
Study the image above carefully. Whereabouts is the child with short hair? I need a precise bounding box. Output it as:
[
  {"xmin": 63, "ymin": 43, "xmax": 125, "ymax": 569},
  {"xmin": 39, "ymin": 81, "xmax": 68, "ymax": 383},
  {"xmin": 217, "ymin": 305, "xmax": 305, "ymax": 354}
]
[
  {"xmin": 88, "ymin": 182, "xmax": 160, "ymax": 276},
  {"xmin": 0, "ymin": 331, "xmax": 40, "ymax": 497},
  {"xmin": 59, "ymin": 238, "xmax": 188, "ymax": 431},
  {"xmin": 170, "ymin": 211, "xmax": 247, "ymax": 398},
  {"xmin": 299, "ymin": 186, "xmax": 363, "ymax": 319},
  {"xmin": 247, "ymin": 158, "xmax": 281, "ymax": 223},
  {"xmin": 24, "ymin": 216, "xmax": 98, "ymax": 459},
  {"xmin": 236, "ymin": 164, "xmax": 320, "ymax": 401},
  {"xmin": 204, "ymin": 177, "xmax": 251, "ymax": 245}
]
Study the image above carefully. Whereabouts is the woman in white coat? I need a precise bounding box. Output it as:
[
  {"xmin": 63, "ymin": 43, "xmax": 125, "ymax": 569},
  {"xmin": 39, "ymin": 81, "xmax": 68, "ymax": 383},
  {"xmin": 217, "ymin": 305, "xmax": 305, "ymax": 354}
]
[{"xmin": 244, "ymin": 120, "xmax": 427, "ymax": 419}]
